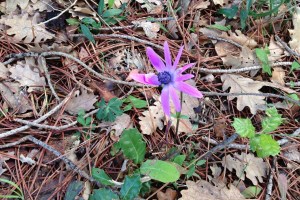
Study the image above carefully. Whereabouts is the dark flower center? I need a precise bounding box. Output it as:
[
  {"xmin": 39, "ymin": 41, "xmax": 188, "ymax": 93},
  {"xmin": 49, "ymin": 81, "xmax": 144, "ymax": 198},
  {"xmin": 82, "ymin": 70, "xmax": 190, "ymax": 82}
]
[{"xmin": 158, "ymin": 71, "xmax": 172, "ymax": 85}]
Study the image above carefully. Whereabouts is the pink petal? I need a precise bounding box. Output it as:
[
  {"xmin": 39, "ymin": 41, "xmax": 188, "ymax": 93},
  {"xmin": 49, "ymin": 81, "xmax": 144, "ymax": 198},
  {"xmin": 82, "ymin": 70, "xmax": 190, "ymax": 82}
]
[
  {"xmin": 161, "ymin": 86, "xmax": 170, "ymax": 116},
  {"xmin": 174, "ymin": 81, "xmax": 203, "ymax": 98},
  {"xmin": 176, "ymin": 63, "xmax": 196, "ymax": 74},
  {"xmin": 172, "ymin": 45, "xmax": 184, "ymax": 69},
  {"xmin": 130, "ymin": 73, "xmax": 160, "ymax": 85},
  {"xmin": 176, "ymin": 74, "xmax": 194, "ymax": 82},
  {"xmin": 146, "ymin": 47, "xmax": 165, "ymax": 72},
  {"xmin": 164, "ymin": 41, "xmax": 172, "ymax": 69},
  {"xmin": 169, "ymin": 86, "xmax": 181, "ymax": 112}
]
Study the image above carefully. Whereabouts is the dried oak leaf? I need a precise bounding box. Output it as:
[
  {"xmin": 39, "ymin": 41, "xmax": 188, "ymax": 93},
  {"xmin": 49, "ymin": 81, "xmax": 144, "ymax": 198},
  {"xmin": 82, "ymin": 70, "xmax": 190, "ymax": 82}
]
[
  {"xmin": 0, "ymin": 82, "xmax": 32, "ymax": 113},
  {"xmin": 222, "ymin": 152, "xmax": 268, "ymax": 185},
  {"xmin": 221, "ymin": 74, "xmax": 266, "ymax": 114},
  {"xmin": 271, "ymin": 67, "xmax": 285, "ymax": 86},
  {"xmin": 0, "ymin": 62, "xmax": 9, "ymax": 80},
  {"xmin": 0, "ymin": 151, "xmax": 15, "ymax": 176},
  {"xmin": 139, "ymin": 100, "xmax": 165, "ymax": 135},
  {"xmin": 193, "ymin": 0, "xmax": 210, "ymax": 9},
  {"xmin": 5, "ymin": 0, "xmax": 29, "ymax": 13},
  {"xmin": 282, "ymin": 143, "xmax": 300, "ymax": 163},
  {"xmin": 132, "ymin": 21, "xmax": 160, "ymax": 39},
  {"xmin": 0, "ymin": 13, "xmax": 54, "ymax": 43},
  {"xmin": 111, "ymin": 114, "xmax": 133, "ymax": 140},
  {"xmin": 9, "ymin": 64, "xmax": 46, "ymax": 92},
  {"xmin": 179, "ymin": 180, "xmax": 246, "ymax": 200},
  {"xmin": 268, "ymin": 36, "xmax": 284, "ymax": 63},
  {"xmin": 288, "ymin": 7, "xmax": 300, "ymax": 53},
  {"xmin": 157, "ymin": 188, "xmax": 177, "ymax": 200},
  {"xmin": 65, "ymin": 89, "xmax": 98, "ymax": 115},
  {"xmin": 200, "ymin": 28, "xmax": 258, "ymax": 48}
]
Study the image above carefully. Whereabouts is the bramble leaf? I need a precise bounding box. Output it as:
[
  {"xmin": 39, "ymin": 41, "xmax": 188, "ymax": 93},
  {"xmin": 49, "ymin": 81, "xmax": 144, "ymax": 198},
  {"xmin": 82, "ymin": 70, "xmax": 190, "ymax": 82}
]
[
  {"xmin": 232, "ymin": 118, "xmax": 256, "ymax": 138},
  {"xmin": 261, "ymin": 107, "xmax": 283, "ymax": 133},
  {"xmin": 250, "ymin": 134, "xmax": 280, "ymax": 158},
  {"xmin": 91, "ymin": 168, "xmax": 114, "ymax": 186},
  {"xmin": 119, "ymin": 128, "xmax": 146, "ymax": 164},
  {"xmin": 255, "ymin": 47, "xmax": 271, "ymax": 75}
]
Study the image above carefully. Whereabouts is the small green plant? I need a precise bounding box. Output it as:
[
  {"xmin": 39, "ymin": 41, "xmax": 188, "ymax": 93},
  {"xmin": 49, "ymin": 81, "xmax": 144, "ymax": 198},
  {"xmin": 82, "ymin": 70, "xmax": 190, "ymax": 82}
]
[
  {"xmin": 122, "ymin": 95, "xmax": 147, "ymax": 112},
  {"xmin": 96, "ymin": 97, "xmax": 123, "ymax": 122},
  {"xmin": 77, "ymin": 109, "xmax": 95, "ymax": 128},
  {"xmin": 255, "ymin": 46, "xmax": 271, "ymax": 75},
  {"xmin": 90, "ymin": 128, "xmax": 181, "ymax": 199},
  {"xmin": 232, "ymin": 107, "xmax": 282, "ymax": 158},
  {"xmin": 0, "ymin": 178, "xmax": 24, "ymax": 200}
]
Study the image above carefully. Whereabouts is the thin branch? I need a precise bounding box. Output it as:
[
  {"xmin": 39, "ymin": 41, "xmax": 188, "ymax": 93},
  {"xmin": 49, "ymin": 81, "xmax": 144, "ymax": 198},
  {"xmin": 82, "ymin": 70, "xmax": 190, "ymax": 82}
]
[
  {"xmin": 275, "ymin": 35, "xmax": 300, "ymax": 57},
  {"xmin": 265, "ymin": 157, "xmax": 277, "ymax": 200},
  {"xmin": 0, "ymin": 90, "xmax": 74, "ymax": 139},
  {"xmin": 206, "ymin": 35, "xmax": 243, "ymax": 48},
  {"xmin": 39, "ymin": 56, "xmax": 60, "ymax": 101},
  {"xmin": 36, "ymin": 0, "xmax": 78, "ymax": 26},
  {"xmin": 70, "ymin": 33, "xmax": 164, "ymax": 50}
]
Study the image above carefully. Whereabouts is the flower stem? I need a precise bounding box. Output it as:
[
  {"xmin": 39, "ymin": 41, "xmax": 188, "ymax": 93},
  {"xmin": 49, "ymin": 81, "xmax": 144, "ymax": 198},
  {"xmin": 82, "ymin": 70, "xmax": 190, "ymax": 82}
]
[{"xmin": 175, "ymin": 92, "xmax": 183, "ymax": 135}]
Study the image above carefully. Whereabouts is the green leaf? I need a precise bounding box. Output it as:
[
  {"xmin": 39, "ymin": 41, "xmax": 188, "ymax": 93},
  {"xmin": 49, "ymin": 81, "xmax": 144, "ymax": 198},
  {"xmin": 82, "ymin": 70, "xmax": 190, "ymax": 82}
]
[
  {"xmin": 196, "ymin": 159, "xmax": 206, "ymax": 166},
  {"xmin": 207, "ymin": 24, "xmax": 231, "ymax": 31},
  {"xmin": 140, "ymin": 181, "xmax": 151, "ymax": 197},
  {"xmin": 108, "ymin": 0, "xmax": 115, "ymax": 8},
  {"xmin": 120, "ymin": 175, "xmax": 142, "ymax": 200},
  {"xmin": 81, "ymin": 17, "xmax": 96, "ymax": 25},
  {"xmin": 255, "ymin": 47, "xmax": 271, "ymax": 75},
  {"xmin": 290, "ymin": 61, "xmax": 300, "ymax": 73},
  {"xmin": 66, "ymin": 18, "xmax": 80, "ymax": 26},
  {"xmin": 91, "ymin": 168, "xmax": 114, "ymax": 186},
  {"xmin": 89, "ymin": 188, "xmax": 119, "ymax": 200},
  {"xmin": 173, "ymin": 155, "xmax": 186, "ymax": 166},
  {"xmin": 287, "ymin": 94, "xmax": 300, "ymax": 101},
  {"xmin": 218, "ymin": 5, "xmax": 238, "ymax": 19},
  {"xmin": 119, "ymin": 128, "xmax": 146, "ymax": 164},
  {"xmin": 242, "ymin": 186, "xmax": 262, "ymax": 198},
  {"xmin": 240, "ymin": 9, "xmax": 248, "ymax": 29},
  {"xmin": 140, "ymin": 160, "xmax": 180, "ymax": 183},
  {"xmin": 77, "ymin": 115, "xmax": 86, "ymax": 126},
  {"xmin": 124, "ymin": 95, "xmax": 147, "ymax": 109},
  {"xmin": 232, "ymin": 118, "xmax": 256, "ymax": 138},
  {"xmin": 250, "ymin": 134, "xmax": 280, "ymax": 158},
  {"xmin": 186, "ymin": 164, "xmax": 195, "ymax": 178},
  {"xmin": 96, "ymin": 98, "xmax": 123, "ymax": 122},
  {"xmin": 123, "ymin": 104, "xmax": 132, "ymax": 112},
  {"xmin": 0, "ymin": 178, "xmax": 23, "ymax": 198},
  {"xmin": 98, "ymin": 0, "xmax": 105, "ymax": 15},
  {"xmin": 102, "ymin": 9, "xmax": 123, "ymax": 18},
  {"xmin": 80, "ymin": 24, "xmax": 95, "ymax": 44},
  {"xmin": 261, "ymin": 107, "xmax": 283, "ymax": 133},
  {"xmin": 65, "ymin": 181, "xmax": 84, "ymax": 200}
]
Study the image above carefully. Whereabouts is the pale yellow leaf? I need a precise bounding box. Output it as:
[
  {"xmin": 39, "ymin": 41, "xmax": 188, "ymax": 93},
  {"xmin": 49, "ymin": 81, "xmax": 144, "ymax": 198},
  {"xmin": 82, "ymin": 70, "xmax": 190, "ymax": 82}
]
[
  {"xmin": 193, "ymin": 0, "xmax": 210, "ymax": 9},
  {"xmin": 180, "ymin": 180, "xmax": 246, "ymax": 200},
  {"xmin": 111, "ymin": 114, "xmax": 133, "ymax": 139},
  {"xmin": 222, "ymin": 152, "xmax": 268, "ymax": 185},
  {"xmin": 212, "ymin": 0, "xmax": 229, "ymax": 5},
  {"xmin": 132, "ymin": 21, "xmax": 160, "ymax": 39},
  {"xmin": 268, "ymin": 36, "xmax": 284, "ymax": 63},
  {"xmin": 270, "ymin": 67, "xmax": 285, "ymax": 85}
]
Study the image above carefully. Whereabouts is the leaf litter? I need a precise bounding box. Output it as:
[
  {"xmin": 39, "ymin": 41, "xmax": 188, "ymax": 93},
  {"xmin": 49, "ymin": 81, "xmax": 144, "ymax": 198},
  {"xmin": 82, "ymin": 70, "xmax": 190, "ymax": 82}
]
[{"xmin": 0, "ymin": 0, "xmax": 299, "ymax": 199}]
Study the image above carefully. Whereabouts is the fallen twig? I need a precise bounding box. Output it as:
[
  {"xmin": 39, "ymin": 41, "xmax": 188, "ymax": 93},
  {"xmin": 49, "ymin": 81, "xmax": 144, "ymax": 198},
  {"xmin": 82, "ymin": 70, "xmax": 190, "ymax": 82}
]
[
  {"xmin": 275, "ymin": 35, "xmax": 300, "ymax": 57},
  {"xmin": 265, "ymin": 157, "xmax": 277, "ymax": 200}
]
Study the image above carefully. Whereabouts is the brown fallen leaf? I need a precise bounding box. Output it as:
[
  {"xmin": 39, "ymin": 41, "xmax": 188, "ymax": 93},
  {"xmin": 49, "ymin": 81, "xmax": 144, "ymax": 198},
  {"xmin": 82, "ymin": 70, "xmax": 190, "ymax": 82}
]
[
  {"xmin": 0, "ymin": 151, "xmax": 15, "ymax": 176},
  {"xmin": 135, "ymin": 0, "xmax": 163, "ymax": 14},
  {"xmin": 0, "ymin": 62, "xmax": 9, "ymax": 80},
  {"xmin": 65, "ymin": 89, "xmax": 98, "ymax": 115},
  {"xmin": 192, "ymin": 0, "xmax": 210, "ymax": 9},
  {"xmin": 111, "ymin": 114, "xmax": 133, "ymax": 141},
  {"xmin": 132, "ymin": 21, "xmax": 160, "ymax": 39},
  {"xmin": 288, "ymin": 7, "xmax": 300, "ymax": 53},
  {"xmin": 9, "ymin": 64, "xmax": 46, "ymax": 92},
  {"xmin": 5, "ymin": 0, "xmax": 29, "ymax": 13},
  {"xmin": 0, "ymin": 13, "xmax": 55, "ymax": 43},
  {"xmin": 180, "ymin": 180, "xmax": 246, "ymax": 200},
  {"xmin": 268, "ymin": 36, "xmax": 284, "ymax": 63},
  {"xmin": 213, "ymin": 118, "xmax": 227, "ymax": 138},
  {"xmin": 222, "ymin": 152, "xmax": 268, "ymax": 185},
  {"xmin": 278, "ymin": 173, "xmax": 288, "ymax": 200},
  {"xmin": 270, "ymin": 67, "xmax": 285, "ymax": 85}
]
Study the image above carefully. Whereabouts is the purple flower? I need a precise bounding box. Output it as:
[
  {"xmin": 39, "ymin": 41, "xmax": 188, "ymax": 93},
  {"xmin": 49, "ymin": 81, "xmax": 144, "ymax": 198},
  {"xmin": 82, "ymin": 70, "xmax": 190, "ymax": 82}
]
[{"xmin": 130, "ymin": 41, "xmax": 203, "ymax": 116}]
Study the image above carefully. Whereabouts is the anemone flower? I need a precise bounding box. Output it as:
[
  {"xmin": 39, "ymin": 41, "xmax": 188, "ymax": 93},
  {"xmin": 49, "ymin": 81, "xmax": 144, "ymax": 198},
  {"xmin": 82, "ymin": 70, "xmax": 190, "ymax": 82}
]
[{"xmin": 130, "ymin": 41, "xmax": 203, "ymax": 116}]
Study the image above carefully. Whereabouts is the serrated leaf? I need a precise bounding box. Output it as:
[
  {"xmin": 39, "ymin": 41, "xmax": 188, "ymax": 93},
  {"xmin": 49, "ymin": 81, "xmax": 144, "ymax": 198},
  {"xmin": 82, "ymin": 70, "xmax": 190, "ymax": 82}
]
[
  {"xmin": 261, "ymin": 107, "xmax": 283, "ymax": 133},
  {"xmin": 232, "ymin": 118, "xmax": 255, "ymax": 138},
  {"xmin": 89, "ymin": 188, "xmax": 119, "ymax": 200},
  {"xmin": 80, "ymin": 24, "xmax": 95, "ymax": 44},
  {"xmin": 120, "ymin": 175, "xmax": 142, "ymax": 200},
  {"xmin": 119, "ymin": 128, "xmax": 146, "ymax": 164},
  {"xmin": 255, "ymin": 48, "xmax": 271, "ymax": 75},
  {"xmin": 102, "ymin": 9, "xmax": 123, "ymax": 18},
  {"xmin": 64, "ymin": 181, "xmax": 84, "ymax": 200},
  {"xmin": 242, "ymin": 186, "xmax": 261, "ymax": 198},
  {"xmin": 96, "ymin": 98, "xmax": 123, "ymax": 122},
  {"xmin": 140, "ymin": 160, "xmax": 180, "ymax": 183},
  {"xmin": 250, "ymin": 134, "xmax": 280, "ymax": 158},
  {"xmin": 91, "ymin": 168, "xmax": 114, "ymax": 186}
]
